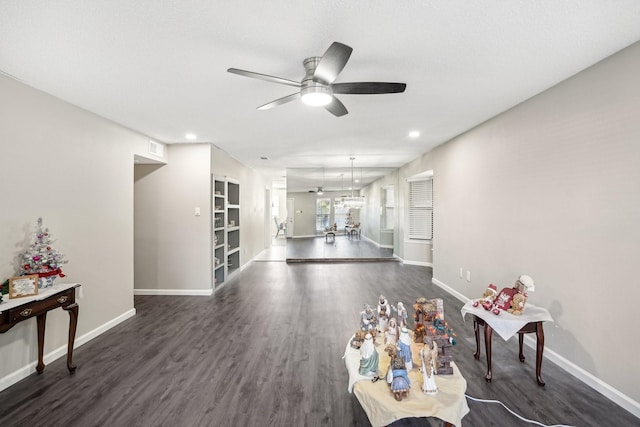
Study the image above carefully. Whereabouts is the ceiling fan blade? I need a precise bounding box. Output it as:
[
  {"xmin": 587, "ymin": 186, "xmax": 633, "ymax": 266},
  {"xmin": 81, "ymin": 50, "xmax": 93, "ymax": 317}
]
[
  {"xmin": 325, "ymin": 96, "xmax": 348, "ymax": 117},
  {"xmin": 227, "ymin": 68, "xmax": 301, "ymax": 88},
  {"xmin": 314, "ymin": 42, "xmax": 353, "ymax": 84},
  {"xmin": 331, "ymin": 82, "xmax": 407, "ymax": 94},
  {"xmin": 257, "ymin": 92, "xmax": 300, "ymax": 110}
]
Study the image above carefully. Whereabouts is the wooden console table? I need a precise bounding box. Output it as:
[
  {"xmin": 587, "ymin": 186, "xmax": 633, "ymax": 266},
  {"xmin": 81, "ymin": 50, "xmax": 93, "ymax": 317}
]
[
  {"xmin": 0, "ymin": 283, "xmax": 80, "ymax": 374},
  {"xmin": 461, "ymin": 301, "xmax": 553, "ymax": 386}
]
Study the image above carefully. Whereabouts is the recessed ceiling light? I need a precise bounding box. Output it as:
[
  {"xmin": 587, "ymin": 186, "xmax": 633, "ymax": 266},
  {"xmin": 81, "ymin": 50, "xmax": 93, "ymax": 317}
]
[
  {"xmin": 409, "ymin": 130, "xmax": 420, "ymax": 138},
  {"xmin": 185, "ymin": 133, "xmax": 197, "ymax": 140}
]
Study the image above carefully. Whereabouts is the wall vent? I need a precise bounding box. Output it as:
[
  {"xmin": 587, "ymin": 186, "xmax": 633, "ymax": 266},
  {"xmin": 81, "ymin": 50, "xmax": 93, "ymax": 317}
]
[{"xmin": 148, "ymin": 140, "xmax": 164, "ymax": 157}]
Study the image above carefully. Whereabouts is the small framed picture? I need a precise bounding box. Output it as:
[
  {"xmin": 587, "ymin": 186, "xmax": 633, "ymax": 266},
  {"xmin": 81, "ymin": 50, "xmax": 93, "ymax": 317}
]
[{"xmin": 9, "ymin": 275, "xmax": 39, "ymax": 299}]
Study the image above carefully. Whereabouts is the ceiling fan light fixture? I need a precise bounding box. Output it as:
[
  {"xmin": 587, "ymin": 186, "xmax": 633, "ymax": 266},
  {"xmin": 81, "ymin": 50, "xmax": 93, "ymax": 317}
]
[{"xmin": 300, "ymin": 86, "xmax": 332, "ymax": 107}]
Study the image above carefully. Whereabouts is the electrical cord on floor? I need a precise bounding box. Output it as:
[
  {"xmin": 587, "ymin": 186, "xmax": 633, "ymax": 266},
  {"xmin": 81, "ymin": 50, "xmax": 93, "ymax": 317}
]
[{"xmin": 465, "ymin": 394, "xmax": 576, "ymax": 427}]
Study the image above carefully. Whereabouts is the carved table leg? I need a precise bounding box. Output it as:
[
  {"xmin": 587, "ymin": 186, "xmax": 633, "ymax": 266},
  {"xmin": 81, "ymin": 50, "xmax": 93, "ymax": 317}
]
[
  {"xmin": 483, "ymin": 322, "xmax": 493, "ymax": 382},
  {"xmin": 36, "ymin": 313, "xmax": 47, "ymax": 373},
  {"xmin": 518, "ymin": 333, "xmax": 526, "ymax": 362},
  {"xmin": 535, "ymin": 322, "xmax": 545, "ymax": 386},
  {"xmin": 473, "ymin": 317, "xmax": 481, "ymax": 359},
  {"xmin": 64, "ymin": 303, "xmax": 79, "ymax": 373}
]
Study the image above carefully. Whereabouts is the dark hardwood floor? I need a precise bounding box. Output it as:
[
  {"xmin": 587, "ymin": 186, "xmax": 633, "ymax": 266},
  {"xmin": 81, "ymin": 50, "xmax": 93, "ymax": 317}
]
[{"xmin": 0, "ymin": 262, "xmax": 637, "ymax": 426}]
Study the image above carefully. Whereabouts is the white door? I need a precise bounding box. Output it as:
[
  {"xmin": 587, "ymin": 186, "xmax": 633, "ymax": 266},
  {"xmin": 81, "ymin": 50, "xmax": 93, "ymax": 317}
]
[{"xmin": 286, "ymin": 198, "xmax": 294, "ymax": 238}]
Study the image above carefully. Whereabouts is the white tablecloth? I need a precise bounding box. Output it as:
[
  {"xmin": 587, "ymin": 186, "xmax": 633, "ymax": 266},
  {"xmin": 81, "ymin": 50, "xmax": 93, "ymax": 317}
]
[
  {"xmin": 460, "ymin": 300, "xmax": 553, "ymax": 341},
  {"xmin": 343, "ymin": 334, "xmax": 469, "ymax": 426}
]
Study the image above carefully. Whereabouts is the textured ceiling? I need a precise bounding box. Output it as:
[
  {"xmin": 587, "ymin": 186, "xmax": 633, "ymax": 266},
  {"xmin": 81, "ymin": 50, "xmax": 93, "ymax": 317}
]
[{"xmin": 2, "ymin": 1, "xmax": 640, "ymax": 192}]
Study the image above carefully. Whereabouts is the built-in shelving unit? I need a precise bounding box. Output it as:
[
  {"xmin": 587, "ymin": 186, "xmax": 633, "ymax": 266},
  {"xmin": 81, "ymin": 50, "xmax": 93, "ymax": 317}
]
[{"xmin": 212, "ymin": 176, "xmax": 240, "ymax": 287}]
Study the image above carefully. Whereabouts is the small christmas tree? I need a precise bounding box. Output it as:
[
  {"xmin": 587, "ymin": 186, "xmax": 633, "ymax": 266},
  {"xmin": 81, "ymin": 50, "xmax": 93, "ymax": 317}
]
[{"xmin": 20, "ymin": 217, "xmax": 67, "ymax": 287}]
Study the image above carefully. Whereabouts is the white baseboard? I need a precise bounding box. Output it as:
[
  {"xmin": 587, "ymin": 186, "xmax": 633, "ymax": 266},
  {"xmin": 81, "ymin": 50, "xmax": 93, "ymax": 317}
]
[
  {"xmin": 402, "ymin": 260, "xmax": 433, "ymax": 267},
  {"xmin": 134, "ymin": 288, "xmax": 213, "ymax": 296},
  {"xmin": 359, "ymin": 235, "xmax": 393, "ymax": 249},
  {"xmin": 433, "ymin": 276, "xmax": 640, "ymax": 419},
  {"xmin": 0, "ymin": 308, "xmax": 136, "ymax": 392},
  {"xmin": 432, "ymin": 277, "xmax": 470, "ymax": 303}
]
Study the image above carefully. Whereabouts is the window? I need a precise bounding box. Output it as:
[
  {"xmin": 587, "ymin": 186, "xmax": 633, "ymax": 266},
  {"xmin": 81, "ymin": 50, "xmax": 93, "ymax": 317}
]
[
  {"xmin": 408, "ymin": 179, "xmax": 433, "ymax": 240},
  {"xmin": 334, "ymin": 200, "xmax": 349, "ymax": 229},
  {"xmin": 316, "ymin": 198, "xmax": 331, "ymax": 232},
  {"xmin": 381, "ymin": 186, "xmax": 395, "ymax": 230}
]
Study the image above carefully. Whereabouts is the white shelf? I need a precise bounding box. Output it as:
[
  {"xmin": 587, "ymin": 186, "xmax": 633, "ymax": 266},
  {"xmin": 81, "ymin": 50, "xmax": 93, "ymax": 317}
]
[{"xmin": 212, "ymin": 175, "xmax": 240, "ymax": 289}]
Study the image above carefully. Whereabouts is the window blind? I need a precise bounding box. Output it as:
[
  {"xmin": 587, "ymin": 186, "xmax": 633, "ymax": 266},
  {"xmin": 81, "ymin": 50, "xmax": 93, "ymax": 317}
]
[{"xmin": 409, "ymin": 179, "xmax": 433, "ymax": 240}]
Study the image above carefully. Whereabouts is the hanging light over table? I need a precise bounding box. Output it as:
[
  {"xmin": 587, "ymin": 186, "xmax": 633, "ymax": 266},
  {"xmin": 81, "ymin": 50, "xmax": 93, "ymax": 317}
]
[{"xmin": 342, "ymin": 157, "xmax": 365, "ymax": 209}]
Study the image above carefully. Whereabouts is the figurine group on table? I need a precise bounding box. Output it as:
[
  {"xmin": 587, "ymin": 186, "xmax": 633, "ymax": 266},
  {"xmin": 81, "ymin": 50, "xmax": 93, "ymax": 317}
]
[
  {"xmin": 352, "ymin": 294, "xmax": 457, "ymax": 401},
  {"xmin": 472, "ymin": 274, "xmax": 535, "ymax": 315}
]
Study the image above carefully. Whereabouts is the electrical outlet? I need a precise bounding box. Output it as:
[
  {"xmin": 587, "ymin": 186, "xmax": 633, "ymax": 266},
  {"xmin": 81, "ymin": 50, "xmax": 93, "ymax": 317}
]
[
  {"xmin": 459, "ymin": 268, "xmax": 463, "ymax": 278},
  {"xmin": 466, "ymin": 270, "xmax": 471, "ymax": 282},
  {"xmin": 194, "ymin": 207, "xmax": 201, "ymax": 216}
]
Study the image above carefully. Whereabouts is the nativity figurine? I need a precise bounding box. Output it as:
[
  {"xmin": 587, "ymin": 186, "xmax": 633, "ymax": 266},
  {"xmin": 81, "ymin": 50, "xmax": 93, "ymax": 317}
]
[
  {"xmin": 385, "ymin": 344, "xmax": 410, "ymax": 401},
  {"xmin": 360, "ymin": 304, "xmax": 378, "ymax": 336},
  {"xmin": 377, "ymin": 294, "xmax": 390, "ymax": 333},
  {"xmin": 358, "ymin": 333, "xmax": 379, "ymax": 377},
  {"xmin": 384, "ymin": 317, "xmax": 400, "ymax": 345},
  {"xmin": 420, "ymin": 339, "xmax": 439, "ymax": 395},
  {"xmin": 398, "ymin": 327, "xmax": 413, "ymax": 370}
]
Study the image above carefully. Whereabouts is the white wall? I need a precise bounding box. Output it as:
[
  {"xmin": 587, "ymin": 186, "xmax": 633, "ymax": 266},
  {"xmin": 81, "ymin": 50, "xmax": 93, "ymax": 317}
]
[
  {"xmin": 133, "ymin": 144, "xmax": 270, "ymax": 293},
  {"xmin": 286, "ymin": 191, "xmax": 321, "ymax": 237},
  {"xmin": 399, "ymin": 41, "xmax": 640, "ymax": 408},
  {"xmin": 0, "ymin": 75, "xmax": 166, "ymax": 389},
  {"xmin": 134, "ymin": 144, "xmax": 212, "ymax": 294},
  {"xmin": 361, "ymin": 171, "xmax": 399, "ymax": 250}
]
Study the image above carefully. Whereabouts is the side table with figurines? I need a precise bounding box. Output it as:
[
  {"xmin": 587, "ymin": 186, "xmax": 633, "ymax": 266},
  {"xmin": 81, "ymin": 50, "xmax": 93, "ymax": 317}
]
[{"xmin": 464, "ymin": 275, "xmax": 553, "ymax": 385}]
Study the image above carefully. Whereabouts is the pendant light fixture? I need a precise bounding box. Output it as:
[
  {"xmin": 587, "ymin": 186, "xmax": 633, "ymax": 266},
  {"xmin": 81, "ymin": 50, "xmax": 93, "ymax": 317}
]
[{"xmin": 342, "ymin": 157, "xmax": 365, "ymax": 209}]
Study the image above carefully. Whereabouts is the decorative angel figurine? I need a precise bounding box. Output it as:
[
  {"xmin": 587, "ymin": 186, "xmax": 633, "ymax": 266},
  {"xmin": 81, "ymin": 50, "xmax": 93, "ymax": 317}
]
[{"xmin": 420, "ymin": 340, "xmax": 438, "ymax": 394}]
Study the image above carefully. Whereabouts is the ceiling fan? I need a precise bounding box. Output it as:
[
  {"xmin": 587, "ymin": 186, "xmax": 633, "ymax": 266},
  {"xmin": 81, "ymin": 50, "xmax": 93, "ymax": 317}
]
[{"xmin": 227, "ymin": 42, "xmax": 407, "ymax": 117}]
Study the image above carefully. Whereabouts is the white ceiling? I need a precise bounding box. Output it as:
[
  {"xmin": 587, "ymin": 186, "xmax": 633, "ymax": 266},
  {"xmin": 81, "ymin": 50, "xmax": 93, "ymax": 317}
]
[{"xmin": 2, "ymin": 1, "xmax": 640, "ymax": 192}]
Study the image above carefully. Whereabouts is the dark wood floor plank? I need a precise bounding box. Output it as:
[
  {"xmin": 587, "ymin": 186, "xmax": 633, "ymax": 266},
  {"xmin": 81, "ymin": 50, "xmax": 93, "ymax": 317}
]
[{"xmin": 0, "ymin": 261, "xmax": 637, "ymax": 426}]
